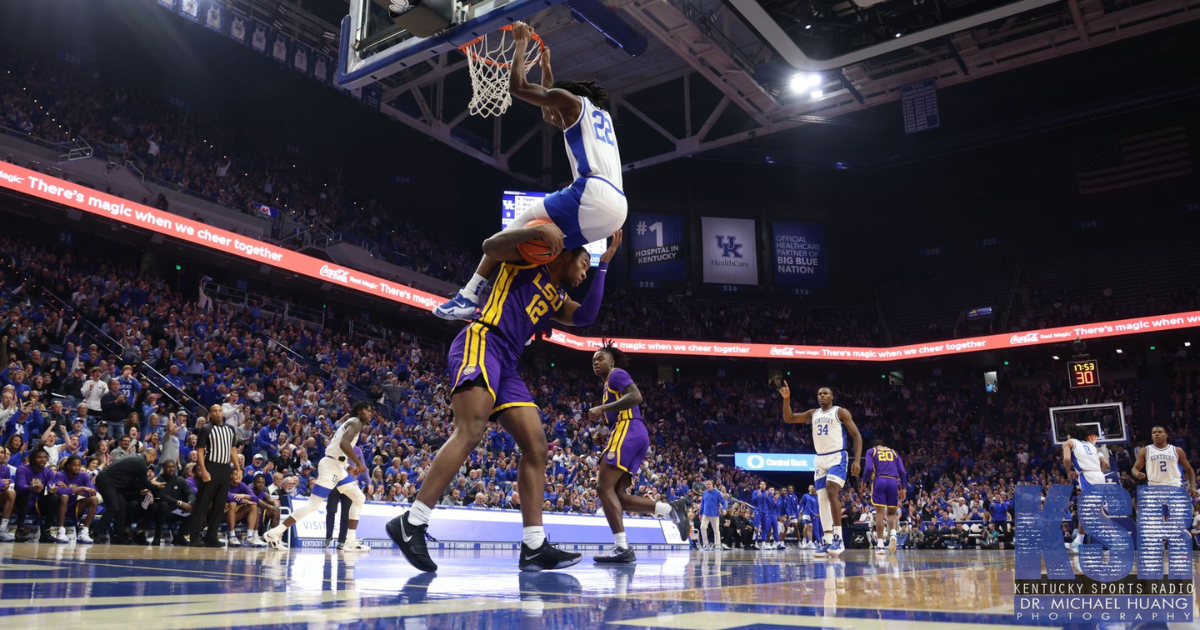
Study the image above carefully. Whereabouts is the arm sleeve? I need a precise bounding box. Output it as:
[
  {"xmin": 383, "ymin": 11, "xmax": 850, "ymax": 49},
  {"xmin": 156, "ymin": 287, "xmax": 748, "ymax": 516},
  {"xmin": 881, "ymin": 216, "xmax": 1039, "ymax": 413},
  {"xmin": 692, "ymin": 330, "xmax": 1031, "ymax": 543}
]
[
  {"xmin": 55, "ymin": 472, "xmax": 72, "ymax": 495},
  {"xmin": 15, "ymin": 467, "xmax": 31, "ymax": 492},
  {"xmin": 897, "ymin": 455, "xmax": 907, "ymax": 487},
  {"xmin": 864, "ymin": 448, "xmax": 875, "ymax": 480},
  {"xmin": 570, "ymin": 262, "xmax": 608, "ymax": 326}
]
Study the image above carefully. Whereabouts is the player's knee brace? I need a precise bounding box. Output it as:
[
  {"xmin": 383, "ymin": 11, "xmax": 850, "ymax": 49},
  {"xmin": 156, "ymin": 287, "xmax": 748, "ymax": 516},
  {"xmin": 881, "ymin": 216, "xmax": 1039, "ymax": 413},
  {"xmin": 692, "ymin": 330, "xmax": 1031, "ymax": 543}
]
[{"xmin": 341, "ymin": 484, "xmax": 366, "ymax": 520}]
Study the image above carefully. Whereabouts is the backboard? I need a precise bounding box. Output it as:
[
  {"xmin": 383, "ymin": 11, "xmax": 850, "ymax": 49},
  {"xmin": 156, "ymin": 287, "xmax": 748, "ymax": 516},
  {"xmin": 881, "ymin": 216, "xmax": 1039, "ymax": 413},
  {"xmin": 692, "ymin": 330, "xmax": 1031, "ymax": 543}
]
[
  {"xmin": 1049, "ymin": 403, "xmax": 1128, "ymax": 446},
  {"xmin": 337, "ymin": 0, "xmax": 646, "ymax": 89}
]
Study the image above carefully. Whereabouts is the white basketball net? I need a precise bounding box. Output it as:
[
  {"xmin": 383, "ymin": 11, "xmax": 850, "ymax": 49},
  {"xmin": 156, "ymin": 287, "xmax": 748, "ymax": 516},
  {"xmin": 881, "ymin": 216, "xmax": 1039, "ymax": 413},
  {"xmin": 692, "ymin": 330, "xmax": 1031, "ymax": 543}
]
[{"xmin": 461, "ymin": 29, "xmax": 542, "ymax": 118}]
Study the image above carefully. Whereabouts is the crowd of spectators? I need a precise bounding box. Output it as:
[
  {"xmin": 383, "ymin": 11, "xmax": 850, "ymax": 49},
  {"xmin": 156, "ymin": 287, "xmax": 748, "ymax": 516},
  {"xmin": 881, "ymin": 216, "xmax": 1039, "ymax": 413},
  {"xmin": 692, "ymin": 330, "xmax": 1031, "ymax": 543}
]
[
  {"xmin": 1009, "ymin": 284, "xmax": 1200, "ymax": 335},
  {"xmin": 0, "ymin": 226, "xmax": 1193, "ymax": 552},
  {"xmin": 0, "ymin": 51, "xmax": 475, "ymax": 284}
]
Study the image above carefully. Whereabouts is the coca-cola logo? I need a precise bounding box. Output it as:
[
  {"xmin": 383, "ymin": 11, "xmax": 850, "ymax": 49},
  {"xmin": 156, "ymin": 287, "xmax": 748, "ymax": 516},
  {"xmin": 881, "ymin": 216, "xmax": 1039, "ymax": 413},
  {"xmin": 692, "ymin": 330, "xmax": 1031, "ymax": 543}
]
[
  {"xmin": 769, "ymin": 346, "xmax": 795, "ymax": 356},
  {"xmin": 1009, "ymin": 333, "xmax": 1041, "ymax": 345},
  {"xmin": 319, "ymin": 265, "xmax": 350, "ymax": 282}
]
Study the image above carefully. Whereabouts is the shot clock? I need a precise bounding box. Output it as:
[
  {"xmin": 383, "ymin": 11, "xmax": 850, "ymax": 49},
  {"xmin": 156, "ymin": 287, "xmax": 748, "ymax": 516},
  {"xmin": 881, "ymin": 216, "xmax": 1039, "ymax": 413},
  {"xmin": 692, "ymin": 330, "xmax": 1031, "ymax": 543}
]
[{"xmin": 1068, "ymin": 359, "xmax": 1100, "ymax": 388}]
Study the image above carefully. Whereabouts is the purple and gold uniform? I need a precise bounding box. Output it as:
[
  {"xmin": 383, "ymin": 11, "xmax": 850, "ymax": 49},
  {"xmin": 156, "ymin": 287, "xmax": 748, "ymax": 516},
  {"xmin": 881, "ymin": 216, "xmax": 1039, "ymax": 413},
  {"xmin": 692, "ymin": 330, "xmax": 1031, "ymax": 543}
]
[
  {"xmin": 449, "ymin": 262, "xmax": 567, "ymax": 417},
  {"xmin": 55, "ymin": 469, "xmax": 95, "ymax": 512},
  {"xmin": 600, "ymin": 368, "xmax": 648, "ymax": 475},
  {"xmin": 865, "ymin": 445, "xmax": 906, "ymax": 509}
]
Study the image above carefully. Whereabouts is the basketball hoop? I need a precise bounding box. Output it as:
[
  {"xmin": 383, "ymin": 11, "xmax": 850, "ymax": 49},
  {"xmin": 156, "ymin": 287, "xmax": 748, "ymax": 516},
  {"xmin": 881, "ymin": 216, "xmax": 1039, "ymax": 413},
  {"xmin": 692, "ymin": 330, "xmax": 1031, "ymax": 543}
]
[{"xmin": 459, "ymin": 24, "xmax": 543, "ymax": 118}]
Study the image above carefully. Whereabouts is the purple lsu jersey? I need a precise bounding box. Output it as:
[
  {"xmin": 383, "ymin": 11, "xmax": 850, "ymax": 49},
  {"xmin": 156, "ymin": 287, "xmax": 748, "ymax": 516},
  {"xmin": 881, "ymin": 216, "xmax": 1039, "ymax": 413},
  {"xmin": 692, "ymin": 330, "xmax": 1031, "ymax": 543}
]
[
  {"xmin": 54, "ymin": 470, "xmax": 94, "ymax": 499},
  {"xmin": 600, "ymin": 368, "xmax": 649, "ymax": 476},
  {"xmin": 449, "ymin": 262, "xmax": 567, "ymax": 414},
  {"xmin": 866, "ymin": 446, "xmax": 906, "ymax": 508}
]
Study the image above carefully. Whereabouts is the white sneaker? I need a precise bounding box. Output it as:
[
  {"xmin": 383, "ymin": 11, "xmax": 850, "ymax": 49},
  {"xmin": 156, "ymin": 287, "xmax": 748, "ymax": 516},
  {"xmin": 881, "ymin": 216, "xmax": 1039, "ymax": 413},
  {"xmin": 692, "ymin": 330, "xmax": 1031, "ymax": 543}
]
[
  {"xmin": 0, "ymin": 530, "xmax": 14, "ymax": 543},
  {"xmin": 245, "ymin": 535, "xmax": 268, "ymax": 548},
  {"xmin": 77, "ymin": 530, "xmax": 94, "ymax": 544},
  {"xmin": 264, "ymin": 528, "xmax": 288, "ymax": 551},
  {"xmin": 888, "ymin": 535, "xmax": 897, "ymax": 552},
  {"xmin": 53, "ymin": 528, "xmax": 71, "ymax": 544},
  {"xmin": 874, "ymin": 546, "xmax": 887, "ymax": 555},
  {"xmin": 721, "ymin": 544, "xmax": 732, "ymax": 551},
  {"xmin": 228, "ymin": 536, "xmax": 243, "ymax": 548},
  {"xmin": 341, "ymin": 539, "xmax": 370, "ymax": 552}
]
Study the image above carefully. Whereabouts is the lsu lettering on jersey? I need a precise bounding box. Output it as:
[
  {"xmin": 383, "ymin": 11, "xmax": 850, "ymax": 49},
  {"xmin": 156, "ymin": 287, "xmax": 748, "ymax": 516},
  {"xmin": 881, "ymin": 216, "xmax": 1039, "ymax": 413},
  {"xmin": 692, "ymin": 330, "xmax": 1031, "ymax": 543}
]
[
  {"xmin": 325, "ymin": 419, "xmax": 360, "ymax": 462},
  {"xmin": 1146, "ymin": 444, "xmax": 1182, "ymax": 487},
  {"xmin": 563, "ymin": 96, "xmax": 623, "ymax": 190},
  {"xmin": 812, "ymin": 406, "xmax": 845, "ymax": 455}
]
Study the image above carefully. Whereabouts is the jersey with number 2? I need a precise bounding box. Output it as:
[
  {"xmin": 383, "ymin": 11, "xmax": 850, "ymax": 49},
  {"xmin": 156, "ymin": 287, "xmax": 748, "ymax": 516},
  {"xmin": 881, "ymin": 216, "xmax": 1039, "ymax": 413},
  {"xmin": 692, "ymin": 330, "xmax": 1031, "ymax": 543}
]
[{"xmin": 563, "ymin": 96, "xmax": 623, "ymax": 190}]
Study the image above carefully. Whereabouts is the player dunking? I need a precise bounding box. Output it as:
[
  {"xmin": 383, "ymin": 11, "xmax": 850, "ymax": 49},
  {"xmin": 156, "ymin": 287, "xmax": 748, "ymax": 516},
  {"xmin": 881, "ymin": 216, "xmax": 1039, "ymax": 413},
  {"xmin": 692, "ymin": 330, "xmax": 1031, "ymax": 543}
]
[
  {"xmin": 779, "ymin": 383, "xmax": 862, "ymax": 557},
  {"xmin": 588, "ymin": 342, "xmax": 679, "ymax": 563},
  {"xmin": 264, "ymin": 402, "xmax": 371, "ymax": 552},
  {"xmin": 864, "ymin": 439, "xmax": 906, "ymax": 554},
  {"xmin": 1060, "ymin": 424, "xmax": 1112, "ymax": 554},
  {"xmin": 1132, "ymin": 426, "xmax": 1198, "ymax": 496},
  {"xmin": 389, "ymin": 230, "xmax": 623, "ymax": 572},
  {"xmin": 435, "ymin": 21, "xmax": 626, "ymax": 320}
]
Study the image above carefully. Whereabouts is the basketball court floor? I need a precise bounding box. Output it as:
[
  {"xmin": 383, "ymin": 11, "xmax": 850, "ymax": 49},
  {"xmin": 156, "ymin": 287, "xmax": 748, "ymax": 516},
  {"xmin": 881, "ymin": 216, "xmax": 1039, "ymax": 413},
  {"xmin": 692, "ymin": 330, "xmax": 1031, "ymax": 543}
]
[{"xmin": 0, "ymin": 544, "xmax": 1054, "ymax": 629}]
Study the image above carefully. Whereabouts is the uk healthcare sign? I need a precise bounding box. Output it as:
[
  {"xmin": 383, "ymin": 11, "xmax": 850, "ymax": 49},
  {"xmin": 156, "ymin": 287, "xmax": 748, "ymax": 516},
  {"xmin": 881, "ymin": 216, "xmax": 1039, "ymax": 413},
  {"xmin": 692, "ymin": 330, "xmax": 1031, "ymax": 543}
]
[
  {"xmin": 700, "ymin": 216, "xmax": 758, "ymax": 285},
  {"xmin": 735, "ymin": 453, "xmax": 816, "ymax": 472},
  {"xmin": 1016, "ymin": 484, "xmax": 1194, "ymax": 623}
]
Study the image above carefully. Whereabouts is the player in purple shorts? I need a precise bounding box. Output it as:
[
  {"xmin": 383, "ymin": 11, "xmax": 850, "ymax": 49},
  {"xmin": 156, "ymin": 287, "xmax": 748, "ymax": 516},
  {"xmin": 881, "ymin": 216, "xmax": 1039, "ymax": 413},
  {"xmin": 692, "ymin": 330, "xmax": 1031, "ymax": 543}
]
[
  {"xmin": 864, "ymin": 439, "xmax": 906, "ymax": 554},
  {"xmin": 52, "ymin": 455, "xmax": 99, "ymax": 544},
  {"xmin": 589, "ymin": 342, "xmax": 679, "ymax": 564},
  {"xmin": 388, "ymin": 229, "xmax": 624, "ymax": 573}
]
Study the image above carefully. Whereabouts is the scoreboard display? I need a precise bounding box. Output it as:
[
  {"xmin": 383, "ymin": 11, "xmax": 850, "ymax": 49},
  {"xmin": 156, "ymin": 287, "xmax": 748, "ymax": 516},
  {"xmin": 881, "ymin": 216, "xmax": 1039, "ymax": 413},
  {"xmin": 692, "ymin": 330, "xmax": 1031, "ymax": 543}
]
[{"xmin": 1068, "ymin": 360, "xmax": 1100, "ymax": 388}]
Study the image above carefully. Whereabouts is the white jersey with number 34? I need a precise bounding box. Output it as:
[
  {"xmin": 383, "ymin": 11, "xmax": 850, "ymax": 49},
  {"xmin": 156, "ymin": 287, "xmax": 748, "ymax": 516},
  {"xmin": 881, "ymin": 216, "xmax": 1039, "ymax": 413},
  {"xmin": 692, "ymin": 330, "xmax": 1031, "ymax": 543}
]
[{"xmin": 812, "ymin": 406, "xmax": 845, "ymax": 455}]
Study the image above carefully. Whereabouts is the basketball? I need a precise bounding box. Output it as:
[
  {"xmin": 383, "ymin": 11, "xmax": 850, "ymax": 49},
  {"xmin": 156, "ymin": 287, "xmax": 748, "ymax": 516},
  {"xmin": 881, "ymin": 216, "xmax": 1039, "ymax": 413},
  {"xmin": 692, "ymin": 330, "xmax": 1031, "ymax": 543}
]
[{"xmin": 517, "ymin": 219, "xmax": 559, "ymax": 265}]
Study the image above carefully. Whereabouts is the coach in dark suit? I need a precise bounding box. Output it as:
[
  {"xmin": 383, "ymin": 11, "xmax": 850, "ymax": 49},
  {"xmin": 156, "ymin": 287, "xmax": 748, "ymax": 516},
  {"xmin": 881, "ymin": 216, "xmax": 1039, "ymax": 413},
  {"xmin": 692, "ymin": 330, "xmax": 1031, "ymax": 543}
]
[{"xmin": 94, "ymin": 447, "xmax": 164, "ymax": 544}]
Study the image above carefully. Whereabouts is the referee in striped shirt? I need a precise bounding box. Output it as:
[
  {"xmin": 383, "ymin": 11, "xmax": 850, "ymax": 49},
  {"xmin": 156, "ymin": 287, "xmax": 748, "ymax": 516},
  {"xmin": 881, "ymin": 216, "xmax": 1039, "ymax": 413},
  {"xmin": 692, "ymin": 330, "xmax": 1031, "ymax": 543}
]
[{"xmin": 189, "ymin": 404, "xmax": 240, "ymax": 547}]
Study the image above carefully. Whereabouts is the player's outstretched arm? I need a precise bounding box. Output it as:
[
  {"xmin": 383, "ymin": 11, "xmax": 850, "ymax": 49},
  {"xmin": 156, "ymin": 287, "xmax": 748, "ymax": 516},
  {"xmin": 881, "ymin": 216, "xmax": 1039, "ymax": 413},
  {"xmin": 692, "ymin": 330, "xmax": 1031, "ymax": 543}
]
[
  {"xmin": 483, "ymin": 223, "xmax": 564, "ymax": 262},
  {"xmin": 841, "ymin": 408, "xmax": 862, "ymax": 478},
  {"xmin": 538, "ymin": 47, "xmax": 563, "ymax": 129},
  {"xmin": 1178, "ymin": 447, "xmax": 1199, "ymax": 498},
  {"xmin": 509, "ymin": 22, "xmax": 582, "ymax": 122},
  {"xmin": 554, "ymin": 230, "xmax": 621, "ymax": 326},
  {"xmin": 778, "ymin": 382, "xmax": 813, "ymax": 424}
]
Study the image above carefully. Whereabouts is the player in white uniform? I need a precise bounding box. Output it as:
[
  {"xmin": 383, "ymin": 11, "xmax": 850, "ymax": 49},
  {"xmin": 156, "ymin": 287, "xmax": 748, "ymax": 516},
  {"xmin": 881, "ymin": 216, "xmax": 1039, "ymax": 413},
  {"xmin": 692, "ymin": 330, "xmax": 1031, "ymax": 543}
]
[
  {"xmin": 779, "ymin": 384, "xmax": 862, "ymax": 557},
  {"xmin": 435, "ymin": 21, "xmax": 627, "ymax": 321},
  {"xmin": 1061, "ymin": 424, "xmax": 1113, "ymax": 554},
  {"xmin": 264, "ymin": 402, "xmax": 372, "ymax": 551},
  {"xmin": 1133, "ymin": 426, "xmax": 1198, "ymax": 496}
]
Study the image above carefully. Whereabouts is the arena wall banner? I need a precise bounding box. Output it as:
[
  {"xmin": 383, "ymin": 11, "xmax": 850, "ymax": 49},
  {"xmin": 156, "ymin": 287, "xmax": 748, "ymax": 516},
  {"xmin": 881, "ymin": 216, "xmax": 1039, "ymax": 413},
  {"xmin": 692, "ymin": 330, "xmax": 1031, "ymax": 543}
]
[
  {"xmin": 0, "ymin": 162, "xmax": 441, "ymax": 312},
  {"xmin": 202, "ymin": 0, "xmax": 226, "ymax": 34},
  {"xmin": 251, "ymin": 21, "xmax": 270, "ymax": 54},
  {"xmin": 272, "ymin": 32, "xmax": 292, "ymax": 65},
  {"xmin": 544, "ymin": 313, "xmax": 1200, "ymax": 361},
  {"xmin": 229, "ymin": 14, "xmax": 248, "ymax": 45},
  {"xmin": 629, "ymin": 212, "xmax": 687, "ymax": 283},
  {"xmin": 178, "ymin": 0, "xmax": 201, "ymax": 22},
  {"xmin": 771, "ymin": 220, "xmax": 826, "ymax": 289},
  {"xmin": 734, "ymin": 453, "xmax": 816, "ymax": 472},
  {"xmin": 700, "ymin": 216, "xmax": 758, "ymax": 285}
]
